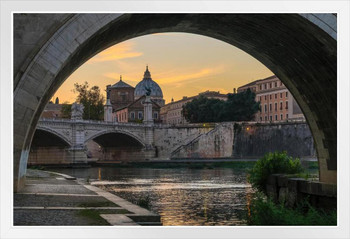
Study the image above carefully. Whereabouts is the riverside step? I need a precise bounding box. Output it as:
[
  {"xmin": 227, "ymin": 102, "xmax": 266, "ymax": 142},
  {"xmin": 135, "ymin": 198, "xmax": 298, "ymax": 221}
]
[
  {"xmin": 137, "ymin": 221, "xmax": 163, "ymax": 226},
  {"xmin": 127, "ymin": 214, "xmax": 161, "ymax": 223},
  {"xmin": 100, "ymin": 214, "xmax": 138, "ymax": 226}
]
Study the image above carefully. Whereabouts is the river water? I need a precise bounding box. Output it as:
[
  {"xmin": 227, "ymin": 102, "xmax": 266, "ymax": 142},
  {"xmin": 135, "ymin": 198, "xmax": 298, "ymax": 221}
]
[{"xmin": 51, "ymin": 167, "xmax": 253, "ymax": 226}]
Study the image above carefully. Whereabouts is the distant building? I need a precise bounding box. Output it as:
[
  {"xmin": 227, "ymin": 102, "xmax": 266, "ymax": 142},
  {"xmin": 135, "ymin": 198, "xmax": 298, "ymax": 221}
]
[
  {"xmin": 115, "ymin": 95, "xmax": 161, "ymax": 123},
  {"xmin": 41, "ymin": 99, "xmax": 63, "ymax": 119},
  {"xmin": 160, "ymin": 91, "xmax": 228, "ymax": 125},
  {"xmin": 106, "ymin": 76, "xmax": 135, "ymax": 111},
  {"xmin": 104, "ymin": 66, "xmax": 165, "ymax": 122},
  {"xmin": 237, "ymin": 75, "xmax": 305, "ymax": 122}
]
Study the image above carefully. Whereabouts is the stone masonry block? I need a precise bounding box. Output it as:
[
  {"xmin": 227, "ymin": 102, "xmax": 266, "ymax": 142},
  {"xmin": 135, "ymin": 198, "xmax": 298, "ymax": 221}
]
[{"xmin": 15, "ymin": 89, "xmax": 38, "ymax": 111}]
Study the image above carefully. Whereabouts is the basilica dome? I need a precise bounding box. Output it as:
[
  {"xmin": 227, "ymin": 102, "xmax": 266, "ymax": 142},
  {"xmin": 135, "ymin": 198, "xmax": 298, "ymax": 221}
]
[{"xmin": 134, "ymin": 66, "xmax": 163, "ymax": 100}]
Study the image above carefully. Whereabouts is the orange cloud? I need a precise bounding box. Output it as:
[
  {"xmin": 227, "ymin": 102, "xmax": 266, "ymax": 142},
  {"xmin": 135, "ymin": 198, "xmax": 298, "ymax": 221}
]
[
  {"xmin": 155, "ymin": 66, "xmax": 226, "ymax": 86},
  {"xmin": 88, "ymin": 42, "xmax": 143, "ymax": 63}
]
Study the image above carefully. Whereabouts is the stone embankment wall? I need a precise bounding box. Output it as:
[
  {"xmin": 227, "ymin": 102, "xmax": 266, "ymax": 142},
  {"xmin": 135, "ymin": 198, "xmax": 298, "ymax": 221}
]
[
  {"xmin": 170, "ymin": 123, "xmax": 234, "ymax": 159},
  {"xmin": 233, "ymin": 122, "xmax": 316, "ymax": 159},
  {"xmin": 266, "ymin": 174, "xmax": 336, "ymax": 210},
  {"xmin": 153, "ymin": 125, "xmax": 214, "ymax": 159}
]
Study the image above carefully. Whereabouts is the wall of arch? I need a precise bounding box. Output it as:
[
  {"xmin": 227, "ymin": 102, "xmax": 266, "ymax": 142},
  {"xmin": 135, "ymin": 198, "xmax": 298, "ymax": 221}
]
[
  {"xmin": 28, "ymin": 128, "xmax": 72, "ymax": 165},
  {"xmin": 14, "ymin": 13, "xmax": 337, "ymax": 191}
]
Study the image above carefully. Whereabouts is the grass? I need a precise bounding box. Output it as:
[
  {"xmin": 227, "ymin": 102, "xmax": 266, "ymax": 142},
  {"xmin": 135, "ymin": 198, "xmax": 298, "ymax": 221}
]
[
  {"xmin": 137, "ymin": 196, "xmax": 151, "ymax": 209},
  {"xmin": 76, "ymin": 209, "xmax": 110, "ymax": 225},
  {"xmin": 76, "ymin": 208, "xmax": 131, "ymax": 225},
  {"xmin": 247, "ymin": 193, "xmax": 337, "ymax": 226}
]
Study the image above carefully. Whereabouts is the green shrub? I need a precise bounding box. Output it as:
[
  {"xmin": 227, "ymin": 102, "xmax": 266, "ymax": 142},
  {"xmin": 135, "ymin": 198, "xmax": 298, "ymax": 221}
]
[
  {"xmin": 137, "ymin": 195, "xmax": 151, "ymax": 209},
  {"xmin": 247, "ymin": 192, "xmax": 337, "ymax": 225},
  {"xmin": 248, "ymin": 151, "xmax": 304, "ymax": 192}
]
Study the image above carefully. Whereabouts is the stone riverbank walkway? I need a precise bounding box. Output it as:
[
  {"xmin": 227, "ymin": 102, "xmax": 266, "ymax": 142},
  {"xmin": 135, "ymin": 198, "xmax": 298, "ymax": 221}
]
[{"xmin": 14, "ymin": 169, "xmax": 161, "ymax": 226}]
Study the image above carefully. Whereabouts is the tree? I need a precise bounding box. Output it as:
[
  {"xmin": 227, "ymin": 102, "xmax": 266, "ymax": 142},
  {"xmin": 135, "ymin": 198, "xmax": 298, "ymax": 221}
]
[
  {"xmin": 60, "ymin": 101, "xmax": 72, "ymax": 119},
  {"xmin": 183, "ymin": 89, "xmax": 260, "ymax": 123},
  {"xmin": 221, "ymin": 89, "xmax": 260, "ymax": 121},
  {"xmin": 73, "ymin": 82, "xmax": 105, "ymax": 120},
  {"xmin": 183, "ymin": 96, "xmax": 225, "ymax": 123}
]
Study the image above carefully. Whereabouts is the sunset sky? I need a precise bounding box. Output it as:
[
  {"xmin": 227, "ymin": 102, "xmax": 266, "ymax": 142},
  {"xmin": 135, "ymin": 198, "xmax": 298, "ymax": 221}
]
[{"xmin": 53, "ymin": 33, "xmax": 273, "ymax": 104}]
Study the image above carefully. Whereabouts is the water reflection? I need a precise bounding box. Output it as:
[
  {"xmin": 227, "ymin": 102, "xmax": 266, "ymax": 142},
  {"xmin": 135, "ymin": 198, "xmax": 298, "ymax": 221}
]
[{"xmin": 52, "ymin": 167, "xmax": 252, "ymax": 226}]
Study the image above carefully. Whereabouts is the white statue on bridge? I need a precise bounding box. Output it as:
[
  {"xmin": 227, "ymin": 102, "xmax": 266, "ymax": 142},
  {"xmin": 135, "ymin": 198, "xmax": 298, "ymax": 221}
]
[{"xmin": 71, "ymin": 102, "xmax": 84, "ymax": 120}]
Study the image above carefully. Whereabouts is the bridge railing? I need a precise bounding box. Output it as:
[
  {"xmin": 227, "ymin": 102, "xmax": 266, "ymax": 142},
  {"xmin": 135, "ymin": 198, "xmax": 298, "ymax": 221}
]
[{"xmin": 39, "ymin": 117, "xmax": 306, "ymax": 127}]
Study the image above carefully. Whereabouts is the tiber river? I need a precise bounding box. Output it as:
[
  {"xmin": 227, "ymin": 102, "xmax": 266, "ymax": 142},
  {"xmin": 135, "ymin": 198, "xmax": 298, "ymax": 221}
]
[{"xmin": 52, "ymin": 167, "xmax": 253, "ymax": 226}]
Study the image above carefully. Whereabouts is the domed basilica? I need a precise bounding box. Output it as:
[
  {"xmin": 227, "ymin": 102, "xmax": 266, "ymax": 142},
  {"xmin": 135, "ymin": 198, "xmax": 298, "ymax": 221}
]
[
  {"xmin": 104, "ymin": 66, "xmax": 164, "ymax": 123},
  {"xmin": 134, "ymin": 66, "xmax": 165, "ymax": 106}
]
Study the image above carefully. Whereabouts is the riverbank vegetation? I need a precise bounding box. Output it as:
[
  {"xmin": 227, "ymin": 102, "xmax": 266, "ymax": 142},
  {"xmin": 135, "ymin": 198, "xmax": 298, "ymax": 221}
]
[
  {"xmin": 246, "ymin": 151, "xmax": 336, "ymax": 226},
  {"xmin": 247, "ymin": 192, "xmax": 337, "ymax": 225},
  {"xmin": 248, "ymin": 151, "xmax": 304, "ymax": 192}
]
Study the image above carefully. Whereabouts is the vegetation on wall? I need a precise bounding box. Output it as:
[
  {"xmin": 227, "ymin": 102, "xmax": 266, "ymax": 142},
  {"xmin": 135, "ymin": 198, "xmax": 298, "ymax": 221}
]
[
  {"xmin": 182, "ymin": 89, "xmax": 260, "ymax": 123},
  {"xmin": 247, "ymin": 151, "xmax": 304, "ymax": 192}
]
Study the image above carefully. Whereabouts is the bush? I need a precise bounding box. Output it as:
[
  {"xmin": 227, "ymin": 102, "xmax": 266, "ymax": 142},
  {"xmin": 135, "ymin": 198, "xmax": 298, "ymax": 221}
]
[
  {"xmin": 247, "ymin": 192, "xmax": 337, "ymax": 225},
  {"xmin": 248, "ymin": 151, "xmax": 304, "ymax": 192}
]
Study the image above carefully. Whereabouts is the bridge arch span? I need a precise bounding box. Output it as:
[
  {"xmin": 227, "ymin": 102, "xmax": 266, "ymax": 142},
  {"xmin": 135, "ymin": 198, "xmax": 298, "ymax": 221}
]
[
  {"xmin": 85, "ymin": 129, "xmax": 146, "ymax": 148},
  {"xmin": 14, "ymin": 13, "xmax": 337, "ymax": 191},
  {"xmin": 35, "ymin": 126, "xmax": 72, "ymax": 147}
]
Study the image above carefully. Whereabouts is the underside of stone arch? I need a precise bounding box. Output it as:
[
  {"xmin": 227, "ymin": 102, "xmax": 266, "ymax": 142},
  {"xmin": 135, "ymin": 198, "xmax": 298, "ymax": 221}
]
[{"xmin": 13, "ymin": 13, "xmax": 337, "ymax": 191}]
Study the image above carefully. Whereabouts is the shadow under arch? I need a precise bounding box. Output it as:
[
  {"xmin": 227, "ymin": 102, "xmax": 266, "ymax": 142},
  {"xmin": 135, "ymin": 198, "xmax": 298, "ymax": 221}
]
[
  {"xmin": 13, "ymin": 13, "xmax": 337, "ymax": 191},
  {"xmin": 84, "ymin": 129, "xmax": 146, "ymax": 148},
  {"xmin": 34, "ymin": 126, "xmax": 72, "ymax": 147}
]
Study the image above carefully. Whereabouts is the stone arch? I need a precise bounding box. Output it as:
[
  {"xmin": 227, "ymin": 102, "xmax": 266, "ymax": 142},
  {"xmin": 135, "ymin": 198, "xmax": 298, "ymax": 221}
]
[
  {"xmin": 34, "ymin": 126, "xmax": 72, "ymax": 147},
  {"xmin": 13, "ymin": 14, "xmax": 337, "ymax": 191},
  {"xmin": 84, "ymin": 129, "xmax": 146, "ymax": 148}
]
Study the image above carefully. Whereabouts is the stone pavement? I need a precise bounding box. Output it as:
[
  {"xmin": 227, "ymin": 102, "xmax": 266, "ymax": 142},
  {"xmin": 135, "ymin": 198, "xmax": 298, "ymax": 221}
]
[{"xmin": 14, "ymin": 169, "xmax": 161, "ymax": 226}]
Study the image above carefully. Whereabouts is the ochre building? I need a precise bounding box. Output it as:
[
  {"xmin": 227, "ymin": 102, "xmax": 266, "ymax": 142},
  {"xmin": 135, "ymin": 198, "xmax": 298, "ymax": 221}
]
[{"xmin": 237, "ymin": 75, "xmax": 305, "ymax": 122}]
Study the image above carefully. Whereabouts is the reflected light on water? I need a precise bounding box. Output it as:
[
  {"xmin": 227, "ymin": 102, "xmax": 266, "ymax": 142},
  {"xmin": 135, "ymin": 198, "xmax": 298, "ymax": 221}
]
[{"xmin": 53, "ymin": 167, "xmax": 252, "ymax": 226}]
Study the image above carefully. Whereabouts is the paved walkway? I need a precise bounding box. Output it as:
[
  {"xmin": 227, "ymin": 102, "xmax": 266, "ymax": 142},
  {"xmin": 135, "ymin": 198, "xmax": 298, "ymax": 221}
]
[{"xmin": 14, "ymin": 169, "xmax": 161, "ymax": 226}]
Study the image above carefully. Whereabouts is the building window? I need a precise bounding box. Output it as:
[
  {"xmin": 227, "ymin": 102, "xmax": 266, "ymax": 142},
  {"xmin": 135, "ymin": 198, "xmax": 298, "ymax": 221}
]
[
  {"xmin": 269, "ymin": 103, "xmax": 272, "ymax": 112},
  {"xmin": 264, "ymin": 95, "xmax": 267, "ymax": 100},
  {"xmin": 275, "ymin": 94, "xmax": 277, "ymax": 99},
  {"xmin": 275, "ymin": 115, "xmax": 278, "ymax": 120},
  {"xmin": 265, "ymin": 116, "xmax": 268, "ymax": 121},
  {"xmin": 260, "ymin": 117, "xmax": 262, "ymax": 121},
  {"xmin": 280, "ymin": 93, "xmax": 283, "ymax": 98},
  {"xmin": 280, "ymin": 114, "xmax": 283, "ymax": 120},
  {"xmin": 269, "ymin": 83, "xmax": 272, "ymax": 88},
  {"xmin": 270, "ymin": 116, "xmax": 272, "ymax": 121},
  {"xmin": 280, "ymin": 102, "xmax": 283, "ymax": 110},
  {"xmin": 264, "ymin": 104, "xmax": 267, "ymax": 113},
  {"xmin": 285, "ymin": 101, "xmax": 288, "ymax": 109},
  {"xmin": 286, "ymin": 92, "xmax": 288, "ymax": 97},
  {"xmin": 275, "ymin": 82, "xmax": 277, "ymax": 87},
  {"xmin": 153, "ymin": 112, "xmax": 158, "ymax": 119},
  {"xmin": 138, "ymin": 111, "xmax": 143, "ymax": 119},
  {"xmin": 286, "ymin": 114, "xmax": 289, "ymax": 119},
  {"xmin": 259, "ymin": 85, "xmax": 262, "ymax": 90},
  {"xmin": 275, "ymin": 103, "xmax": 277, "ymax": 111},
  {"xmin": 280, "ymin": 81, "xmax": 283, "ymax": 86},
  {"xmin": 130, "ymin": 112, "xmax": 135, "ymax": 119},
  {"xmin": 269, "ymin": 94, "xmax": 272, "ymax": 100}
]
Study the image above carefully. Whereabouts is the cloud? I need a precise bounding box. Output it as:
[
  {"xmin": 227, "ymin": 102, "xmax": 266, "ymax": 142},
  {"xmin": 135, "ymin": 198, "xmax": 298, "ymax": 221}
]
[
  {"xmin": 155, "ymin": 66, "xmax": 226, "ymax": 87},
  {"xmin": 88, "ymin": 42, "xmax": 143, "ymax": 63}
]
